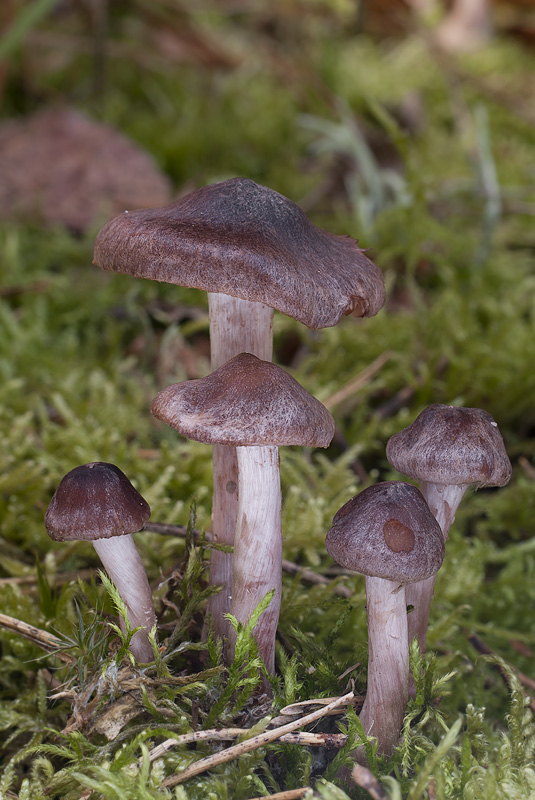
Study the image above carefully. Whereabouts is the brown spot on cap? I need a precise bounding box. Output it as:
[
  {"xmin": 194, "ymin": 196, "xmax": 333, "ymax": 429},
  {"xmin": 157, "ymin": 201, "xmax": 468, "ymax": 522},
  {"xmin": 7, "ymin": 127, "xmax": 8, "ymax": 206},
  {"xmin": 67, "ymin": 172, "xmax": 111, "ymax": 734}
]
[
  {"xmin": 325, "ymin": 481, "xmax": 444, "ymax": 584},
  {"xmin": 93, "ymin": 177, "xmax": 385, "ymax": 329},
  {"xmin": 383, "ymin": 519, "xmax": 415, "ymax": 553}
]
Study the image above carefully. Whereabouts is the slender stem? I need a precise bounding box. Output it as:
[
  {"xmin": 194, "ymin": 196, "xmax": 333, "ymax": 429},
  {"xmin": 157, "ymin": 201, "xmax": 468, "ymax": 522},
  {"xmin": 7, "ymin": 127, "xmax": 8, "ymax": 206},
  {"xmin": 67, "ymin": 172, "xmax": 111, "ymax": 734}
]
[
  {"xmin": 206, "ymin": 293, "xmax": 273, "ymax": 643},
  {"xmin": 229, "ymin": 445, "xmax": 282, "ymax": 679},
  {"xmin": 359, "ymin": 576, "xmax": 409, "ymax": 757},
  {"xmin": 406, "ymin": 482, "xmax": 468, "ymax": 655},
  {"xmin": 208, "ymin": 293, "xmax": 274, "ymax": 371},
  {"xmin": 93, "ymin": 534, "xmax": 157, "ymax": 662}
]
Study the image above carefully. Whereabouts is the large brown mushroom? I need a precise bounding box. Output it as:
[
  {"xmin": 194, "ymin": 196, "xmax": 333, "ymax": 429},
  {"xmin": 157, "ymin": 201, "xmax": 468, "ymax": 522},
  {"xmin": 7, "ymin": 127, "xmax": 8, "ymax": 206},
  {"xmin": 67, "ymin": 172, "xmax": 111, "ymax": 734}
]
[
  {"xmin": 151, "ymin": 352, "xmax": 335, "ymax": 677},
  {"xmin": 45, "ymin": 462, "xmax": 156, "ymax": 663},
  {"xmin": 386, "ymin": 405, "xmax": 511, "ymax": 657},
  {"xmin": 94, "ymin": 177, "xmax": 385, "ymax": 638},
  {"xmin": 326, "ymin": 481, "xmax": 445, "ymax": 758}
]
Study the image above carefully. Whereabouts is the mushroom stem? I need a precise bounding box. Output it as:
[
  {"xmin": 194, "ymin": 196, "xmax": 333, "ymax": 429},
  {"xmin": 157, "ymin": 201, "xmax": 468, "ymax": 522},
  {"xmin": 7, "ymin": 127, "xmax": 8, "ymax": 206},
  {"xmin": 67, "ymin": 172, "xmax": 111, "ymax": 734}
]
[
  {"xmin": 229, "ymin": 445, "xmax": 282, "ymax": 680},
  {"xmin": 359, "ymin": 576, "xmax": 409, "ymax": 758},
  {"xmin": 207, "ymin": 293, "xmax": 273, "ymax": 641},
  {"xmin": 208, "ymin": 293, "xmax": 274, "ymax": 371},
  {"xmin": 93, "ymin": 534, "xmax": 157, "ymax": 663},
  {"xmin": 406, "ymin": 482, "xmax": 468, "ymax": 655}
]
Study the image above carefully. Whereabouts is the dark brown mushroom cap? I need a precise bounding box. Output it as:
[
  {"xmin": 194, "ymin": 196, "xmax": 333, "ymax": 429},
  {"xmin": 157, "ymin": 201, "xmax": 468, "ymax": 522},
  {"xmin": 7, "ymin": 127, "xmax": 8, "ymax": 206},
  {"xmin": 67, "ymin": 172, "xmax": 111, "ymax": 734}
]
[
  {"xmin": 93, "ymin": 177, "xmax": 385, "ymax": 329},
  {"xmin": 325, "ymin": 481, "xmax": 445, "ymax": 583},
  {"xmin": 151, "ymin": 352, "xmax": 335, "ymax": 447},
  {"xmin": 386, "ymin": 405, "xmax": 512, "ymax": 488},
  {"xmin": 45, "ymin": 462, "xmax": 151, "ymax": 542}
]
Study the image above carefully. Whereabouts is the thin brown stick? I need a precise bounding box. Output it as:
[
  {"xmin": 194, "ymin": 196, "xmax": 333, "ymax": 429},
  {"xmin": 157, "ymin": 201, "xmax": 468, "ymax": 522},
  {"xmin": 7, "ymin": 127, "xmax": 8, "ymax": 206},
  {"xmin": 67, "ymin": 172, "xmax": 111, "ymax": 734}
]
[
  {"xmin": 249, "ymin": 789, "xmax": 314, "ymax": 800},
  {"xmin": 280, "ymin": 559, "xmax": 352, "ymax": 598},
  {"xmin": 0, "ymin": 569, "xmax": 94, "ymax": 587},
  {"xmin": 0, "ymin": 280, "xmax": 49, "ymax": 298},
  {"xmin": 146, "ymin": 521, "xmax": 353, "ymax": 599},
  {"xmin": 281, "ymin": 732, "xmax": 347, "ymax": 748},
  {"xmin": 322, "ymin": 351, "xmax": 392, "ymax": 411},
  {"xmin": 270, "ymin": 694, "xmax": 362, "ymax": 727},
  {"xmin": 145, "ymin": 521, "xmax": 194, "ymax": 537},
  {"xmin": 161, "ymin": 692, "xmax": 354, "ymax": 788},
  {"xmin": 146, "ymin": 728, "xmax": 245, "ymax": 762},
  {"xmin": 146, "ymin": 729, "xmax": 347, "ymax": 764},
  {"xmin": 278, "ymin": 694, "xmax": 360, "ymax": 716},
  {"xmin": 352, "ymin": 764, "xmax": 390, "ymax": 800},
  {"xmin": 0, "ymin": 612, "xmax": 75, "ymax": 663}
]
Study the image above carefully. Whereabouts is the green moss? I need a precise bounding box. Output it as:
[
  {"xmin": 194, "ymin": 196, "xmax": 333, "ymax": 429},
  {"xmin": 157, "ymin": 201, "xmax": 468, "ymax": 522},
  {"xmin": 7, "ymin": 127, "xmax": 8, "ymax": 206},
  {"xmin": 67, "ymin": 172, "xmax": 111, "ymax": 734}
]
[{"xmin": 2, "ymin": 3, "xmax": 535, "ymax": 796}]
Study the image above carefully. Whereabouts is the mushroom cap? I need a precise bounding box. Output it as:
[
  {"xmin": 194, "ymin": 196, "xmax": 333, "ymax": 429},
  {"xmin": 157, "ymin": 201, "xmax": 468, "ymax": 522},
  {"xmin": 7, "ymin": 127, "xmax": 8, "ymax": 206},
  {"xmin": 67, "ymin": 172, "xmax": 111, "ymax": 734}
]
[
  {"xmin": 0, "ymin": 109, "xmax": 171, "ymax": 232},
  {"xmin": 45, "ymin": 462, "xmax": 151, "ymax": 542},
  {"xmin": 151, "ymin": 352, "xmax": 335, "ymax": 447},
  {"xmin": 325, "ymin": 481, "xmax": 445, "ymax": 583},
  {"xmin": 93, "ymin": 177, "xmax": 385, "ymax": 329},
  {"xmin": 386, "ymin": 405, "xmax": 512, "ymax": 488}
]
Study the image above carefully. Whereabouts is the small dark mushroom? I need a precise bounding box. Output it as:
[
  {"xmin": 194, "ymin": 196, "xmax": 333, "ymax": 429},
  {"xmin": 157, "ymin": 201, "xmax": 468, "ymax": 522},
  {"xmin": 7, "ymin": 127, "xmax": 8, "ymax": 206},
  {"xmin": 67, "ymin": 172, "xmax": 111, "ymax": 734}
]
[{"xmin": 45, "ymin": 462, "xmax": 156, "ymax": 662}]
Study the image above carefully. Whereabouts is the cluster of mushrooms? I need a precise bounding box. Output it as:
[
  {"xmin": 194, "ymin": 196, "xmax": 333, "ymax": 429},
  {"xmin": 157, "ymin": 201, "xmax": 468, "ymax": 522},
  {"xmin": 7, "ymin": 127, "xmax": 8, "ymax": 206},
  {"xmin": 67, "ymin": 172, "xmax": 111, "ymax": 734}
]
[{"xmin": 44, "ymin": 177, "xmax": 512, "ymax": 761}]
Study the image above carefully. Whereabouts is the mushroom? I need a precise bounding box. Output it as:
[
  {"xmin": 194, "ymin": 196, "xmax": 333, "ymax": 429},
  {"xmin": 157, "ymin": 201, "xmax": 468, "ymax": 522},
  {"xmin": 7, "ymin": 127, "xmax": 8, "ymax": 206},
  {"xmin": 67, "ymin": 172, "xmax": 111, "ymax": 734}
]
[
  {"xmin": 93, "ymin": 177, "xmax": 385, "ymax": 638},
  {"xmin": 151, "ymin": 352, "xmax": 335, "ymax": 675},
  {"xmin": 386, "ymin": 405, "xmax": 512, "ymax": 656},
  {"xmin": 325, "ymin": 481, "xmax": 445, "ymax": 757},
  {"xmin": 44, "ymin": 462, "xmax": 156, "ymax": 663},
  {"xmin": 0, "ymin": 108, "xmax": 172, "ymax": 232}
]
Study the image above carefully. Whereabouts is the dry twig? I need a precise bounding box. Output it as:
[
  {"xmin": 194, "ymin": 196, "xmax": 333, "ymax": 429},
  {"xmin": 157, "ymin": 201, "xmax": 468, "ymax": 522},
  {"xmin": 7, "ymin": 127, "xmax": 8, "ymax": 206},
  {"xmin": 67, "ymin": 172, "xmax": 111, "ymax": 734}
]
[
  {"xmin": 146, "ymin": 729, "xmax": 347, "ymax": 764},
  {"xmin": 161, "ymin": 691, "xmax": 354, "ymax": 788},
  {"xmin": 322, "ymin": 351, "xmax": 391, "ymax": 411},
  {"xmin": 0, "ymin": 569, "xmax": 94, "ymax": 587},
  {"xmin": 249, "ymin": 789, "xmax": 314, "ymax": 800},
  {"xmin": 0, "ymin": 612, "xmax": 74, "ymax": 663},
  {"xmin": 146, "ymin": 521, "xmax": 353, "ymax": 599}
]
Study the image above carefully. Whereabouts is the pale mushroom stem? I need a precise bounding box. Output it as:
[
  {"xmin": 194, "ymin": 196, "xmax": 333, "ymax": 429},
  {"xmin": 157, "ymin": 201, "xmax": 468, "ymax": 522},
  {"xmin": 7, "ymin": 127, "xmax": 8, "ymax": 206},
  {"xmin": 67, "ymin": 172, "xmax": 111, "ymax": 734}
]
[
  {"xmin": 229, "ymin": 445, "xmax": 282, "ymax": 681},
  {"xmin": 93, "ymin": 534, "xmax": 157, "ymax": 663},
  {"xmin": 406, "ymin": 482, "xmax": 468, "ymax": 655},
  {"xmin": 207, "ymin": 293, "xmax": 273, "ymax": 641},
  {"xmin": 359, "ymin": 576, "xmax": 409, "ymax": 758}
]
